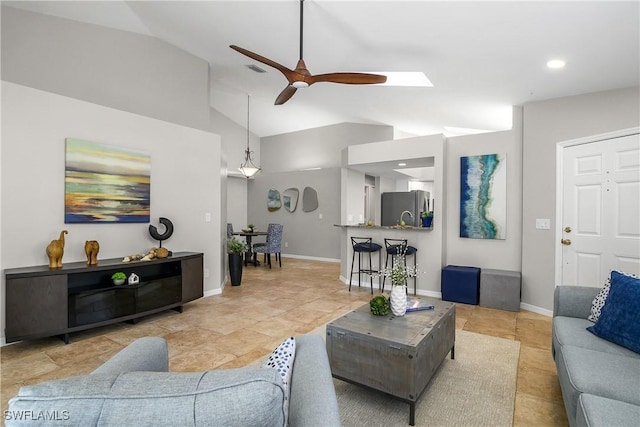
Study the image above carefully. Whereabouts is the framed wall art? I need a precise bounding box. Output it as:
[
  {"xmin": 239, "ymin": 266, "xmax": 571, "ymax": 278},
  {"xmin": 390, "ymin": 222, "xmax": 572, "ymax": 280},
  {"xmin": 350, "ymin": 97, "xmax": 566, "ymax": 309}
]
[
  {"xmin": 65, "ymin": 138, "xmax": 151, "ymax": 223},
  {"xmin": 460, "ymin": 153, "xmax": 506, "ymax": 239}
]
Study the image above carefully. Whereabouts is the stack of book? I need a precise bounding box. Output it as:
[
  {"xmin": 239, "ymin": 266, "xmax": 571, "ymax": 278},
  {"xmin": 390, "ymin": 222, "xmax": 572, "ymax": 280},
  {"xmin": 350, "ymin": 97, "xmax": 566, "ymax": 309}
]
[{"xmin": 406, "ymin": 298, "xmax": 435, "ymax": 312}]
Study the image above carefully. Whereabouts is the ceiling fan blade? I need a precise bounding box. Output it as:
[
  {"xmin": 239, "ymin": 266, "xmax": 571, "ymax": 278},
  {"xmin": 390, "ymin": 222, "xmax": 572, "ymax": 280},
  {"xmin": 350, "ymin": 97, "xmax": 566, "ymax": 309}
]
[
  {"xmin": 309, "ymin": 72, "xmax": 387, "ymax": 85},
  {"xmin": 230, "ymin": 45, "xmax": 297, "ymax": 83},
  {"xmin": 232, "ymin": 1, "xmax": 385, "ymax": 104},
  {"xmin": 275, "ymin": 86, "xmax": 297, "ymax": 105}
]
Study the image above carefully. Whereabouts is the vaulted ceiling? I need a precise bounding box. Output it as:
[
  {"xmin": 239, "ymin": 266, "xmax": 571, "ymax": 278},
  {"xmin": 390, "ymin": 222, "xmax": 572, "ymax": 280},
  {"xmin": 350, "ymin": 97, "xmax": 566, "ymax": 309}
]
[{"xmin": 6, "ymin": 1, "xmax": 639, "ymax": 137}]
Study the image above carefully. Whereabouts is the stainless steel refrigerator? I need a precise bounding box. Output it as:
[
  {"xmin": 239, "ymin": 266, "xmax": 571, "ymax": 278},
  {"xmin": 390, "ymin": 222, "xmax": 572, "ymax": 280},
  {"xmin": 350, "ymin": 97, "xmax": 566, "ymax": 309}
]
[{"xmin": 380, "ymin": 190, "xmax": 429, "ymax": 226}]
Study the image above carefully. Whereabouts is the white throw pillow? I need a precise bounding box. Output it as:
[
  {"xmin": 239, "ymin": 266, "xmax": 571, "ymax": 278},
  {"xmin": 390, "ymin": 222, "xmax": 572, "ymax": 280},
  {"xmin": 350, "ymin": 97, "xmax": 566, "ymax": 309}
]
[
  {"xmin": 262, "ymin": 336, "xmax": 296, "ymax": 425},
  {"xmin": 588, "ymin": 271, "xmax": 638, "ymax": 323}
]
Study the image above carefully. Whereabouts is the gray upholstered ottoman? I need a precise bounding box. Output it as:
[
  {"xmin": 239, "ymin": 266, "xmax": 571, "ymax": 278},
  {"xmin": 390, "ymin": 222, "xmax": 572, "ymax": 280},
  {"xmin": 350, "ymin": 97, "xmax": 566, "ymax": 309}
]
[{"xmin": 479, "ymin": 269, "xmax": 521, "ymax": 311}]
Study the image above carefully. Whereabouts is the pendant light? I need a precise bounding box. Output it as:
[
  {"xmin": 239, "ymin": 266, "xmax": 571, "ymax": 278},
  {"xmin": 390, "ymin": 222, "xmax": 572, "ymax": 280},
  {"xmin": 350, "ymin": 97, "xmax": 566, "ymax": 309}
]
[{"xmin": 239, "ymin": 94, "xmax": 261, "ymax": 178}]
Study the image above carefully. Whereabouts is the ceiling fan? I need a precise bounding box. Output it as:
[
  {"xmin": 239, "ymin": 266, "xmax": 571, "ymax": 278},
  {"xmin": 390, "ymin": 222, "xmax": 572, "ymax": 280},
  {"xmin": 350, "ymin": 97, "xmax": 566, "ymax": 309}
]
[{"xmin": 230, "ymin": 0, "xmax": 387, "ymax": 105}]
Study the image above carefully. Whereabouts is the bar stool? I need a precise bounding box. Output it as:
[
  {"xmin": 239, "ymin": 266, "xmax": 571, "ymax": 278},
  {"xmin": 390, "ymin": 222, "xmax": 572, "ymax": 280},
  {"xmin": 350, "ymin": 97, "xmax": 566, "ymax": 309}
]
[
  {"xmin": 382, "ymin": 238, "xmax": 418, "ymax": 295},
  {"xmin": 349, "ymin": 237, "xmax": 382, "ymax": 294}
]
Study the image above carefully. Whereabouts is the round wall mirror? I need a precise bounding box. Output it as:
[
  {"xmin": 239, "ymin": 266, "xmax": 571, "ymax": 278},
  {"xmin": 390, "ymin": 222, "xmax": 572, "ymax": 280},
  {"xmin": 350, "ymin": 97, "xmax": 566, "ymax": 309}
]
[
  {"xmin": 283, "ymin": 188, "xmax": 299, "ymax": 212},
  {"xmin": 302, "ymin": 187, "xmax": 319, "ymax": 212}
]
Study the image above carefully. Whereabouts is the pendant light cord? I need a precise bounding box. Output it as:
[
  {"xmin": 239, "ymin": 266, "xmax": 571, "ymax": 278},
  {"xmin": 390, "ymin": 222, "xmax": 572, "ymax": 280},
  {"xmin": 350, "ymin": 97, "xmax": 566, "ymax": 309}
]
[
  {"xmin": 239, "ymin": 93, "xmax": 260, "ymax": 178},
  {"xmin": 246, "ymin": 94, "xmax": 251, "ymax": 156}
]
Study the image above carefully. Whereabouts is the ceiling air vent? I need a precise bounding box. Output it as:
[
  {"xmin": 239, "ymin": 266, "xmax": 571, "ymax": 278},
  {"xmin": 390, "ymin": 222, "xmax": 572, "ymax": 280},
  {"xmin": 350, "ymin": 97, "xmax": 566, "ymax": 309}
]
[{"xmin": 246, "ymin": 64, "xmax": 266, "ymax": 73}]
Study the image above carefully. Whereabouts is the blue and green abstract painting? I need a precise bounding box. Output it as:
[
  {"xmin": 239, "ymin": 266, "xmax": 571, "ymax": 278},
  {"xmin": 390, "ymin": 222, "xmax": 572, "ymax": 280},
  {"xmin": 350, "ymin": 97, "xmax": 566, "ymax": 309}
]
[{"xmin": 460, "ymin": 153, "xmax": 506, "ymax": 239}]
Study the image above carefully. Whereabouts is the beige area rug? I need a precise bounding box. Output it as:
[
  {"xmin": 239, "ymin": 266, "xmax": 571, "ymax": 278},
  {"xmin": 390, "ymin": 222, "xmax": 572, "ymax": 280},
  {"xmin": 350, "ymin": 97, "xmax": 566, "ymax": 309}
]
[{"xmin": 307, "ymin": 324, "xmax": 520, "ymax": 427}]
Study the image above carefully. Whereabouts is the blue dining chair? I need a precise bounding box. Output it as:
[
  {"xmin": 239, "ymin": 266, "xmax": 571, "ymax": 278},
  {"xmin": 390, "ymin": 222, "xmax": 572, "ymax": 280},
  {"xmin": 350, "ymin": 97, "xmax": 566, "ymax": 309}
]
[{"xmin": 253, "ymin": 224, "xmax": 283, "ymax": 268}]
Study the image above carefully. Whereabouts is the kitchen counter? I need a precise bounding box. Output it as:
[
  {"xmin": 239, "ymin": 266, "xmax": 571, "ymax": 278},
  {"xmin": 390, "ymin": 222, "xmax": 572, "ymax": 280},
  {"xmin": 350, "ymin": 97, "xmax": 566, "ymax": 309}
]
[
  {"xmin": 335, "ymin": 223, "xmax": 442, "ymax": 297},
  {"xmin": 334, "ymin": 224, "xmax": 433, "ymax": 231}
]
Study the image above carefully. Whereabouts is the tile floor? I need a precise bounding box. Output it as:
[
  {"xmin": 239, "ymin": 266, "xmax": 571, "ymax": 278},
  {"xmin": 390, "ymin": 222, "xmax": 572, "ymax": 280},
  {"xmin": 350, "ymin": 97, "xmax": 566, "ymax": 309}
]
[{"xmin": 1, "ymin": 258, "xmax": 568, "ymax": 426}]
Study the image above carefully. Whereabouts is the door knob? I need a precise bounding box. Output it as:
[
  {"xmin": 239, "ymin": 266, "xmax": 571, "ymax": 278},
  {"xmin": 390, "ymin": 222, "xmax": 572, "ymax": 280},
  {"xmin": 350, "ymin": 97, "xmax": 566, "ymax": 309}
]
[
  {"xmin": 561, "ymin": 239, "xmax": 572, "ymax": 246},
  {"xmin": 564, "ymin": 227, "xmax": 572, "ymax": 233}
]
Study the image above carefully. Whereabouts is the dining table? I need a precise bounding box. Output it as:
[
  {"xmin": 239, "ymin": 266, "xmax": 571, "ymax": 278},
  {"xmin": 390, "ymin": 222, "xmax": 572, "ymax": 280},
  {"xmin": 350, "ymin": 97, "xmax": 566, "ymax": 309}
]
[{"xmin": 233, "ymin": 230, "xmax": 268, "ymax": 266}]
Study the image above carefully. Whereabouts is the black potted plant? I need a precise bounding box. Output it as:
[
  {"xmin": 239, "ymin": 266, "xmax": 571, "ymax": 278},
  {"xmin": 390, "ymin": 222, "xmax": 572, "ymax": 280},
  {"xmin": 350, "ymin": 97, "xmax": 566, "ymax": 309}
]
[
  {"xmin": 421, "ymin": 211, "xmax": 434, "ymax": 228},
  {"xmin": 227, "ymin": 237, "xmax": 248, "ymax": 286}
]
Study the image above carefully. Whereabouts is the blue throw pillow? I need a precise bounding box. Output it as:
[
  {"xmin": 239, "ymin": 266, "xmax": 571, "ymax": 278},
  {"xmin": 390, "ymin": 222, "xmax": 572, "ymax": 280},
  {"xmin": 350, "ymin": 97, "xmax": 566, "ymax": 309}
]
[{"xmin": 587, "ymin": 271, "xmax": 640, "ymax": 353}]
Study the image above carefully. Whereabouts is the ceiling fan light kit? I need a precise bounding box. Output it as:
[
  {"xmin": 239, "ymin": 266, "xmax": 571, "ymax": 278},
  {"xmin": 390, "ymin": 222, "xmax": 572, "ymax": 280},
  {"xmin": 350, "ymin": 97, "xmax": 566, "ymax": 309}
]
[{"xmin": 230, "ymin": 0, "xmax": 386, "ymax": 105}]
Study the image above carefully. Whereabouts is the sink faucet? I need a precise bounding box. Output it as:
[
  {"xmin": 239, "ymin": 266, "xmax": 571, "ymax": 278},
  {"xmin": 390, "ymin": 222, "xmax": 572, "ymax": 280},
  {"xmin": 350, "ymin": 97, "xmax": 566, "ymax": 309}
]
[{"xmin": 400, "ymin": 210, "xmax": 413, "ymax": 224}]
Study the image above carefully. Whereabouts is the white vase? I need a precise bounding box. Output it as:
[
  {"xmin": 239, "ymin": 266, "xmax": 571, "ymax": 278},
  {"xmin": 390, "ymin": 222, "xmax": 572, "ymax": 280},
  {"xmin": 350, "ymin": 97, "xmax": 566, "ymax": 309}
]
[{"xmin": 390, "ymin": 284, "xmax": 407, "ymax": 316}]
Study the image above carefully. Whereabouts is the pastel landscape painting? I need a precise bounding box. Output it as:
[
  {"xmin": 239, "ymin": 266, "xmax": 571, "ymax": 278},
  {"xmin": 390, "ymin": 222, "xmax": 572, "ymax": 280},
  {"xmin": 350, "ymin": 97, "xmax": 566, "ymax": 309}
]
[
  {"xmin": 65, "ymin": 138, "xmax": 151, "ymax": 223},
  {"xmin": 460, "ymin": 153, "xmax": 506, "ymax": 239}
]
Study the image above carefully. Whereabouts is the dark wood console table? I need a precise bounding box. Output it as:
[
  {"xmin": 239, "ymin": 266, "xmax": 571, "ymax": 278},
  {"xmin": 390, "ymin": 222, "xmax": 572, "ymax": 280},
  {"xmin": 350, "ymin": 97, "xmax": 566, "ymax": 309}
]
[{"xmin": 4, "ymin": 252, "xmax": 203, "ymax": 344}]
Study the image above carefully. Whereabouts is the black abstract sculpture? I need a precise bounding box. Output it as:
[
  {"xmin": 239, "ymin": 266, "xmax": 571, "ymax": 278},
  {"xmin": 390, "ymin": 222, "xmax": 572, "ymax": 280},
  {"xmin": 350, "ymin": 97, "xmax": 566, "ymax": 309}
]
[{"xmin": 149, "ymin": 217, "xmax": 174, "ymax": 247}]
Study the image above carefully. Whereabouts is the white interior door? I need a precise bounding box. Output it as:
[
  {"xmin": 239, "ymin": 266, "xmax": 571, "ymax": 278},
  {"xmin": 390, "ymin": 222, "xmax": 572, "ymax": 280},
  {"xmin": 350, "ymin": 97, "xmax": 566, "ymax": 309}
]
[{"xmin": 561, "ymin": 133, "xmax": 640, "ymax": 286}]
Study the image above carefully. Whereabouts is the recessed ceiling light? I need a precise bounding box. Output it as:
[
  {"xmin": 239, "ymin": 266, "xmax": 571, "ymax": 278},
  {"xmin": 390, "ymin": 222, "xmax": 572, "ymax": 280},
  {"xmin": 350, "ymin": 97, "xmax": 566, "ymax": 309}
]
[
  {"xmin": 398, "ymin": 162, "xmax": 407, "ymax": 166},
  {"xmin": 546, "ymin": 59, "xmax": 566, "ymax": 69},
  {"xmin": 371, "ymin": 72, "xmax": 433, "ymax": 87}
]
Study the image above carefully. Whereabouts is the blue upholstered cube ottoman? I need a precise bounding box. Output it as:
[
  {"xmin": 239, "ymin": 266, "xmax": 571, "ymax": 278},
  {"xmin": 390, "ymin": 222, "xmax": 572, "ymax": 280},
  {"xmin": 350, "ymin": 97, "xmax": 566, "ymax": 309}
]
[{"xmin": 441, "ymin": 265, "xmax": 480, "ymax": 305}]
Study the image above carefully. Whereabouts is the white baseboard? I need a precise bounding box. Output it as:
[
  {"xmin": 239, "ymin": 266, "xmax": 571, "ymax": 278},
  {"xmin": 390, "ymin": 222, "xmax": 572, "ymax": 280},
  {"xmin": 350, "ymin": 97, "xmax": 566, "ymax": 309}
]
[
  {"xmin": 203, "ymin": 281, "xmax": 225, "ymax": 298},
  {"xmin": 520, "ymin": 302, "xmax": 553, "ymax": 317},
  {"xmin": 416, "ymin": 289, "xmax": 443, "ymax": 298},
  {"xmin": 281, "ymin": 254, "xmax": 340, "ymax": 263},
  {"xmin": 204, "ymin": 288, "xmax": 222, "ymax": 298},
  {"xmin": 338, "ymin": 276, "xmax": 442, "ymax": 298},
  {"xmin": 339, "ymin": 275, "xmax": 551, "ymax": 316}
]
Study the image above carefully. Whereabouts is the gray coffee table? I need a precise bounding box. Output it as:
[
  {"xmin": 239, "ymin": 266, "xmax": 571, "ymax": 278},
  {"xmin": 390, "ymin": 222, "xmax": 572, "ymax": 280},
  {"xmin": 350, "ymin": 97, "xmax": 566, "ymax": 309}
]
[{"xmin": 326, "ymin": 297, "xmax": 455, "ymax": 425}]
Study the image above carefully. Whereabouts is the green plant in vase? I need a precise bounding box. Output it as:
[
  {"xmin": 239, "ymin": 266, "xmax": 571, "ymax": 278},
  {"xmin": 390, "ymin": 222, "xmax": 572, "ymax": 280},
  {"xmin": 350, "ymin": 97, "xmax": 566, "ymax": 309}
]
[
  {"xmin": 111, "ymin": 272, "xmax": 126, "ymax": 285},
  {"xmin": 227, "ymin": 237, "xmax": 248, "ymax": 254},
  {"xmin": 227, "ymin": 237, "xmax": 248, "ymax": 286},
  {"xmin": 421, "ymin": 211, "xmax": 434, "ymax": 227},
  {"xmin": 385, "ymin": 256, "xmax": 417, "ymax": 287},
  {"xmin": 378, "ymin": 248, "xmax": 419, "ymax": 316}
]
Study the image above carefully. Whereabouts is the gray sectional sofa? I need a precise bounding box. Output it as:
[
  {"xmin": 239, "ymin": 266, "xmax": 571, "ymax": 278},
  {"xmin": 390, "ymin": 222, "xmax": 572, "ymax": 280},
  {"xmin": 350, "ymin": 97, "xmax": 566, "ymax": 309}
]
[
  {"xmin": 552, "ymin": 286, "xmax": 640, "ymax": 427},
  {"xmin": 7, "ymin": 334, "xmax": 341, "ymax": 426}
]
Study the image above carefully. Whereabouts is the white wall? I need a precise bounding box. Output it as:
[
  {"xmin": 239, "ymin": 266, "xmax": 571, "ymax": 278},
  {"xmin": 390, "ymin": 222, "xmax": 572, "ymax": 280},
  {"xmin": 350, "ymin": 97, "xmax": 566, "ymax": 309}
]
[
  {"xmin": 343, "ymin": 169, "xmax": 366, "ymax": 225},
  {"xmin": 226, "ymin": 177, "xmax": 249, "ymax": 233},
  {"xmin": 522, "ymin": 86, "xmax": 640, "ymax": 312},
  {"xmin": 210, "ymin": 107, "xmax": 260, "ymax": 179},
  {"xmin": 1, "ymin": 6, "xmax": 210, "ymax": 131},
  {"xmin": 248, "ymin": 122, "xmax": 393, "ymax": 261},
  {"xmin": 342, "ymin": 134, "xmax": 446, "ymax": 293},
  {"xmin": 209, "ymin": 107, "xmax": 256, "ymax": 234},
  {"xmin": 0, "ymin": 6, "xmax": 3, "ymax": 346},
  {"xmin": 1, "ymin": 5, "xmax": 253, "ymax": 299},
  {"xmin": 0, "ymin": 82, "xmax": 222, "ymax": 343},
  {"xmin": 2, "ymin": 6, "xmax": 257, "ymax": 246},
  {"xmin": 445, "ymin": 107, "xmax": 523, "ymax": 272},
  {"xmin": 247, "ymin": 168, "xmax": 342, "ymax": 261},
  {"xmin": 261, "ymin": 123, "xmax": 393, "ymax": 173}
]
